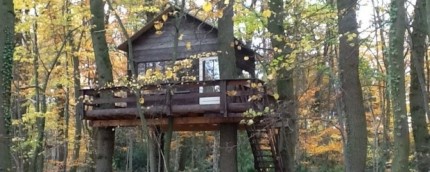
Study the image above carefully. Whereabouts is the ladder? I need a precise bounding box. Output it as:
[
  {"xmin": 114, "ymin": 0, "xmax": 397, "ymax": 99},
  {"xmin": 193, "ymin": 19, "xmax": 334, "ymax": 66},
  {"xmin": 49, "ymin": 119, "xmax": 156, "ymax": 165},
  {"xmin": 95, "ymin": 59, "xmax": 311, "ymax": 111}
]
[{"xmin": 247, "ymin": 123, "xmax": 283, "ymax": 172}]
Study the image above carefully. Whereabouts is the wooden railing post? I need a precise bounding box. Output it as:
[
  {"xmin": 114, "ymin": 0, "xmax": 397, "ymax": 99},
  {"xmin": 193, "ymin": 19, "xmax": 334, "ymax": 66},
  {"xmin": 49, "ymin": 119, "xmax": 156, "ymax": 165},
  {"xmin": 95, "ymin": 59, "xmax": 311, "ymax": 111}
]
[
  {"xmin": 80, "ymin": 90, "xmax": 85, "ymax": 120},
  {"xmin": 220, "ymin": 80, "xmax": 228, "ymax": 117},
  {"xmin": 166, "ymin": 86, "xmax": 172, "ymax": 116}
]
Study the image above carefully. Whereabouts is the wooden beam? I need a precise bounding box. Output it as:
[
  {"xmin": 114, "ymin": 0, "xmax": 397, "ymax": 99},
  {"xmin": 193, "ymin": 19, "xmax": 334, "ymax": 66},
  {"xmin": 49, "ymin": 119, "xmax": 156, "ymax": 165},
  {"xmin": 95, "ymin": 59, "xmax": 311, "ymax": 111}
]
[
  {"xmin": 89, "ymin": 116, "xmax": 247, "ymax": 130},
  {"xmin": 84, "ymin": 103, "xmax": 251, "ymax": 119},
  {"xmin": 88, "ymin": 116, "xmax": 286, "ymax": 130}
]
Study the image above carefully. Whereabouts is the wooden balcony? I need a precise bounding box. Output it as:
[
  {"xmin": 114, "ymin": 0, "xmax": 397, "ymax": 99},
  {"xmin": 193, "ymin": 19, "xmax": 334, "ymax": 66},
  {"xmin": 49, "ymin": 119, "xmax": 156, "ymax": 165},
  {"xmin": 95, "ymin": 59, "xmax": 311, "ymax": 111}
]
[{"xmin": 80, "ymin": 79, "xmax": 273, "ymax": 131}]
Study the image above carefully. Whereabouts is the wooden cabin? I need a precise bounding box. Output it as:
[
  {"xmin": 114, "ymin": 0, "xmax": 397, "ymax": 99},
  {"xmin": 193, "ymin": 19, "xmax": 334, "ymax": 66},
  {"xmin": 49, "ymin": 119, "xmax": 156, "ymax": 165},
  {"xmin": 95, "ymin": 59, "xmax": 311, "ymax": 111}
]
[
  {"xmin": 80, "ymin": 6, "xmax": 284, "ymax": 171},
  {"xmin": 82, "ymin": 6, "xmax": 267, "ymax": 129}
]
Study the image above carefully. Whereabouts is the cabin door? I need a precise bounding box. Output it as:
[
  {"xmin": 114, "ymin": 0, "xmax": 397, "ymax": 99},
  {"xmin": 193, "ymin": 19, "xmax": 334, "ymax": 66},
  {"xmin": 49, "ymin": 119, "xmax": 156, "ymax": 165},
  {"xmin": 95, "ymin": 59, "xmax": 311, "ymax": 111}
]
[{"xmin": 199, "ymin": 56, "xmax": 220, "ymax": 104}]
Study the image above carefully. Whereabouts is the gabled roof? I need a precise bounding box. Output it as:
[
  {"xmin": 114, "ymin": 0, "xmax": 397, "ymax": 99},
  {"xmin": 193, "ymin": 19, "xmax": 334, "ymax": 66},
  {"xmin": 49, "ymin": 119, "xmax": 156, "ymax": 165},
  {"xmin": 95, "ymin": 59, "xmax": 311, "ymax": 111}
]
[{"xmin": 117, "ymin": 5, "xmax": 254, "ymax": 53}]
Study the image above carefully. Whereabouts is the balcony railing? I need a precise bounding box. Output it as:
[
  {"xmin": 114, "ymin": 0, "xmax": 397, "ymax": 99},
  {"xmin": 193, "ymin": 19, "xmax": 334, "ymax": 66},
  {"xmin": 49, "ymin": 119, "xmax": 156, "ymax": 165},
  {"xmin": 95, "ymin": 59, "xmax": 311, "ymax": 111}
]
[{"xmin": 80, "ymin": 79, "xmax": 271, "ymax": 120}]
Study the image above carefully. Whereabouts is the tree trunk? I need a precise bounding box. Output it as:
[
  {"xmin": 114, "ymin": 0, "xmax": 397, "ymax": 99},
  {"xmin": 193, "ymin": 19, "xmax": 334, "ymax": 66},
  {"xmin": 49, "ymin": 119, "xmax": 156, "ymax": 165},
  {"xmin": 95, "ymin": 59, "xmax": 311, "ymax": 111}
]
[
  {"xmin": 337, "ymin": 0, "xmax": 368, "ymax": 170},
  {"xmin": 267, "ymin": 0, "xmax": 297, "ymax": 171},
  {"xmin": 217, "ymin": 0, "xmax": 238, "ymax": 80},
  {"xmin": 54, "ymin": 85, "xmax": 66, "ymax": 170},
  {"xmin": 148, "ymin": 129, "xmax": 159, "ymax": 172},
  {"xmin": 70, "ymin": 30, "xmax": 84, "ymax": 172},
  {"xmin": 388, "ymin": 0, "xmax": 410, "ymax": 170},
  {"xmin": 178, "ymin": 137, "xmax": 192, "ymax": 171},
  {"xmin": 371, "ymin": 0, "xmax": 392, "ymax": 168},
  {"xmin": 163, "ymin": 1, "xmax": 185, "ymax": 170},
  {"xmin": 0, "ymin": 0, "xmax": 15, "ymax": 170},
  {"xmin": 90, "ymin": 0, "xmax": 116, "ymax": 171},
  {"xmin": 410, "ymin": 0, "xmax": 430, "ymax": 170},
  {"xmin": 219, "ymin": 124, "xmax": 238, "ymax": 172},
  {"xmin": 95, "ymin": 128, "xmax": 115, "ymax": 172},
  {"xmin": 30, "ymin": 18, "xmax": 44, "ymax": 172},
  {"xmin": 212, "ymin": 131, "xmax": 220, "ymax": 172},
  {"xmin": 217, "ymin": 0, "xmax": 239, "ymax": 171}
]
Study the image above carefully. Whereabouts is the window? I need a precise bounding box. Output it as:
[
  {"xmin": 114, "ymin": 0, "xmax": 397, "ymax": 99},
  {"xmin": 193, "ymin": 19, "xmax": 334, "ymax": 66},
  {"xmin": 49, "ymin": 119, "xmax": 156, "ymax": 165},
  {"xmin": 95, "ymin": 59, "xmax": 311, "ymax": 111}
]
[
  {"xmin": 199, "ymin": 56, "xmax": 219, "ymax": 81},
  {"xmin": 199, "ymin": 56, "xmax": 220, "ymax": 104},
  {"xmin": 137, "ymin": 61, "xmax": 168, "ymax": 76}
]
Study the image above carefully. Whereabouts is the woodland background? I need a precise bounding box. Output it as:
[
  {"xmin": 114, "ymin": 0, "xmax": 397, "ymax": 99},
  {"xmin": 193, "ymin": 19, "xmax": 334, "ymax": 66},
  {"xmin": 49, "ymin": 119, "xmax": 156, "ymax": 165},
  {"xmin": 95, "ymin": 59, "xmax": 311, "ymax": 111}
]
[{"xmin": 0, "ymin": 0, "xmax": 429, "ymax": 171}]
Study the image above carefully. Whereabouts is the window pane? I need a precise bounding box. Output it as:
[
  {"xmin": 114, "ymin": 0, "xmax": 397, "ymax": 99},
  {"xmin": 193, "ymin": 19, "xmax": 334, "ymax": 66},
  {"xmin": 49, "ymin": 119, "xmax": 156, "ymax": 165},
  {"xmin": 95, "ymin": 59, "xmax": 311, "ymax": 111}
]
[
  {"xmin": 203, "ymin": 59, "xmax": 219, "ymax": 80},
  {"xmin": 137, "ymin": 63, "xmax": 146, "ymax": 76}
]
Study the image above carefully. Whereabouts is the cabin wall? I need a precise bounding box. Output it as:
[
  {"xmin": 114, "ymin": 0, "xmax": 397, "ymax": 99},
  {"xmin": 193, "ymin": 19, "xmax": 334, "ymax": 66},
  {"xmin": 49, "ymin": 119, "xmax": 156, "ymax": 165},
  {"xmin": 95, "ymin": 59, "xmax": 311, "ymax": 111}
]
[
  {"xmin": 131, "ymin": 12, "xmax": 255, "ymax": 77},
  {"xmin": 132, "ymin": 15, "xmax": 218, "ymax": 63}
]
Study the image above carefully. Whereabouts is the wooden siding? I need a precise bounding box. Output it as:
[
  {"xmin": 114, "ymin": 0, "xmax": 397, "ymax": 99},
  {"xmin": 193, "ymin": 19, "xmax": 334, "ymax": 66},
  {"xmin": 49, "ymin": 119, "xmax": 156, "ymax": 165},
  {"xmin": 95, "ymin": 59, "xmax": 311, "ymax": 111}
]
[
  {"xmin": 132, "ymin": 15, "xmax": 218, "ymax": 62},
  {"xmin": 129, "ymin": 11, "xmax": 256, "ymax": 75}
]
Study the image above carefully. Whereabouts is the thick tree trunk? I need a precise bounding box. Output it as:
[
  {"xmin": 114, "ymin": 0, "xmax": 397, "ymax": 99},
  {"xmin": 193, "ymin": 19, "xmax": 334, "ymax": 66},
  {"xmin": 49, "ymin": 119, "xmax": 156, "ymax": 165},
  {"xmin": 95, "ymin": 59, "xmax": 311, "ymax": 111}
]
[
  {"xmin": 410, "ymin": 0, "xmax": 430, "ymax": 170},
  {"xmin": 0, "ymin": 0, "xmax": 15, "ymax": 171},
  {"xmin": 337, "ymin": 0, "xmax": 368, "ymax": 170},
  {"xmin": 94, "ymin": 128, "xmax": 115, "ymax": 172},
  {"xmin": 90, "ymin": 0, "xmax": 116, "ymax": 171},
  {"xmin": 217, "ymin": 0, "xmax": 238, "ymax": 80},
  {"xmin": 219, "ymin": 124, "xmax": 238, "ymax": 172},
  {"xmin": 217, "ymin": 0, "xmax": 239, "ymax": 171},
  {"xmin": 388, "ymin": 0, "xmax": 410, "ymax": 170},
  {"xmin": 267, "ymin": 0, "xmax": 297, "ymax": 171},
  {"xmin": 427, "ymin": 0, "xmax": 430, "ymax": 50}
]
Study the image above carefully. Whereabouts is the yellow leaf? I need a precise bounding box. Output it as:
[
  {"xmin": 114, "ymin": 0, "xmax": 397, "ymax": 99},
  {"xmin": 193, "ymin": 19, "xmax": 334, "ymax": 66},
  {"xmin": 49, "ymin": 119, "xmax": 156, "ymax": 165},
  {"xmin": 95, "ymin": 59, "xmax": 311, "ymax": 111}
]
[
  {"xmin": 227, "ymin": 90, "xmax": 237, "ymax": 96},
  {"xmin": 267, "ymin": 73, "xmax": 274, "ymax": 80},
  {"xmin": 166, "ymin": 70, "xmax": 173, "ymax": 79},
  {"xmin": 139, "ymin": 98, "xmax": 145, "ymax": 104},
  {"xmin": 203, "ymin": 2, "xmax": 212, "ymax": 12},
  {"xmin": 244, "ymin": 56, "xmax": 249, "ymax": 61},
  {"xmin": 154, "ymin": 21, "xmax": 163, "ymax": 30},
  {"xmin": 162, "ymin": 14, "xmax": 168, "ymax": 22},
  {"xmin": 273, "ymin": 93, "xmax": 279, "ymax": 100},
  {"xmin": 186, "ymin": 42, "xmax": 192, "ymax": 50},
  {"xmin": 262, "ymin": 9, "xmax": 271, "ymax": 18},
  {"xmin": 216, "ymin": 10, "xmax": 223, "ymax": 18}
]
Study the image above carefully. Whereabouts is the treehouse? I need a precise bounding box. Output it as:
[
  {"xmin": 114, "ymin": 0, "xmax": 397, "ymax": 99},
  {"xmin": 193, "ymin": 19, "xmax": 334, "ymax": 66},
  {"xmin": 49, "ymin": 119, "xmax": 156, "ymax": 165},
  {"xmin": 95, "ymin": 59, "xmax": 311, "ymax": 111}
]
[{"xmin": 80, "ymin": 6, "xmax": 284, "ymax": 171}]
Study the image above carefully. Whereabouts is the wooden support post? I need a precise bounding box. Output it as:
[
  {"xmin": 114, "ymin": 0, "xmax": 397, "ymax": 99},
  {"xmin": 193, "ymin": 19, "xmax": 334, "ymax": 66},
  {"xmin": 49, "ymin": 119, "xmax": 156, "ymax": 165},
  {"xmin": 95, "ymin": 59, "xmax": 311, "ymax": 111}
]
[
  {"xmin": 80, "ymin": 90, "xmax": 85, "ymax": 120},
  {"xmin": 166, "ymin": 87, "xmax": 172, "ymax": 116}
]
